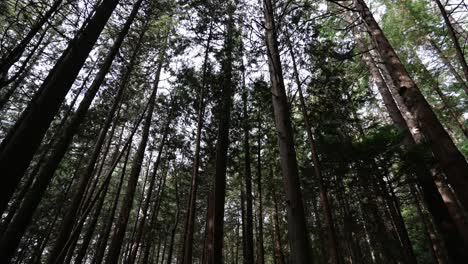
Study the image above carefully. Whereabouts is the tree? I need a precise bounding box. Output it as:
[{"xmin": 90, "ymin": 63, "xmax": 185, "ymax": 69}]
[{"xmin": 263, "ymin": 0, "xmax": 313, "ymax": 263}]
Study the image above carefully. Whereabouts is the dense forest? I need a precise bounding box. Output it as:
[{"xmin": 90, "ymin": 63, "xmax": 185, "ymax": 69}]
[{"xmin": 0, "ymin": 0, "xmax": 467, "ymax": 263}]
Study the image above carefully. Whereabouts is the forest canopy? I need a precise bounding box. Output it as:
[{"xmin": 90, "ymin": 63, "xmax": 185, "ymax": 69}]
[{"xmin": 0, "ymin": 0, "xmax": 467, "ymax": 263}]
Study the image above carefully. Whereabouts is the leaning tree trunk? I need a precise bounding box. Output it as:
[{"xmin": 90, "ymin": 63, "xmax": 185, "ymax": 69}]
[
  {"xmin": 165, "ymin": 177, "xmax": 181, "ymax": 264},
  {"xmin": 90, "ymin": 139, "xmax": 131, "ymax": 264},
  {"xmin": 409, "ymin": 183, "xmax": 448, "ymax": 264},
  {"xmin": 0, "ymin": 0, "xmax": 63, "ymax": 88},
  {"xmin": 262, "ymin": 0, "xmax": 313, "ymax": 263},
  {"xmin": 433, "ymin": 0, "xmax": 468, "ymax": 85},
  {"xmin": 352, "ymin": 22, "xmax": 468, "ymax": 261},
  {"xmin": 354, "ymin": 0, "xmax": 468, "ymax": 219},
  {"xmin": 45, "ymin": 3, "xmax": 144, "ymax": 261},
  {"xmin": 0, "ymin": 0, "xmax": 120, "ymax": 215},
  {"xmin": 104, "ymin": 56, "xmax": 164, "ymax": 264},
  {"xmin": 205, "ymin": 3, "xmax": 235, "ymax": 264},
  {"xmin": 447, "ymin": 10, "xmax": 468, "ymax": 42}
]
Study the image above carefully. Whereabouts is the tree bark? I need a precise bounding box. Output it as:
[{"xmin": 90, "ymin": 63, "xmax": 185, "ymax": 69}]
[
  {"xmin": 381, "ymin": 174, "xmax": 418, "ymax": 264},
  {"xmin": 409, "ymin": 183, "xmax": 447, "ymax": 264},
  {"xmin": 355, "ymin": 0, "xmax": 468, "ymax": 222},
  {"xmin": 272, "ymin": 189, "xmax": 286, "ymax": 264},
  {"xmin": 287, "ymin": 37, "xmax": 341, "ymax": 264},
  {"xmin": 0, "ymin": 0, "xmax": 120, "ymax": 214},
  {"xmin": 262, "ymin": 0, "xmax": 313, "ymax": 262},
  {"xmin": 205, "ymin": 3, "xmax": 235, "ymax": 263},
  {"xmin": 91, "ymin": 139, "xmax": 131, "ymax": 264},
  {"xmin": 357, "ymin": 37, "xmax": 468, "ymax": 263}
]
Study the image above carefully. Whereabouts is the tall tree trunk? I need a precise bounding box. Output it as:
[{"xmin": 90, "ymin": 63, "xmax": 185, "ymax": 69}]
[
  {"xmin": 407, "ymin": 47, "xmax": 467, "ymax": 139},
  {"xmin": 74, "ymin": 142, "xmax": 132, "ymax": 264},
  {"xmin": 380, "ymin": 174, "xmax": 418, "ymax": 264},
  {"xmin": 375, "ymin": 48, "xmax": 468, "ymax": 252},
  {"xmin": 141, "ymin": 163, "xmax": 169, "ymax": 264},
  {"xmin": 336, "ymin": 173, "xmax": 363, "ymax": 264},
  {"xmin": 104, "ymin": 55, "xmax": 164, "ymax": 264},
  {"xmin": 128, "ymin": 105, "xmax": 173, "ymax": 263},
  {"xmin": 124, "ymin": 152, "xmax": 152, "ymax": 264},
  {"xmin": 272, "ymin": 189, "xmax": 286, "ymax": 264},
  {"xmin": 91, "ymin": 139, "xmax": 131, "ymax": 264},
  {"xmin": 0, "ymin": 8, "xmax": 146, "ymax": 260},
  {"xmin": 0, "ymin": 0, "xmax": 120, "ymax": 214},
  {"xmin": 46, "ymin": 5, "xmax": 144, "ymax": 259},
  {"xmin": 310, "ymin": 190, "xmax": 327, "ymax": 262},
  {"xmin": 0, "ymin": 0, "xmax": 63, "ymax": 87},
  {"xmin": 262, "ymin": 0, "xmax": 313, "ymax": 262},
  {"xmin": 409, "ymin": 183, "xmax": 448, "ymax": 264},
  {"xmin": 180, "ymin": 20, "xmax": 213, "ymax": 264},
  {"xmin": 255, "ymin": 133, "xmax": 265, "ymax": 264},
  {"xmin": 287, "ymin": 37, "xmax": 341, "ymax": 264},
  {"xmin": 240, "ymin": 186, "xmax": 247, "ymax": 264},
  {"xmin": 205, "ymin": 3, "xmax": 235, "ymax": 263},
  {"xmin": 61, "ymin": 177, "xmax": 111, "ymax": 264},
  {"xmin": 433, "ymin": 0, "xmax": 468, "ymax": 84},
  {"xmin": 166, "ymin": 177, "xmax": 181, "ymax": 264},
  {"xmin": 241, "ymin": 60, "xmax": 254, "ymax": 264},
  {"xmin": 355, "ymin": 162, "xmax": 405, "ymax": 263},
  {"xmin": 354, "ymin": 0, "xmax": 468, "ymax": 222}
]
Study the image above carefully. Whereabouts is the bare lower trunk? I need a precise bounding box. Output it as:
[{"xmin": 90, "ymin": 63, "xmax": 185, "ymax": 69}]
[
  {"xmin": 272, "ymin": 190, "xmax": 286, "ymax": 264},
  {"xmin": 91, "ymin": 141, "xmax": 131, "ymax": 264},
  {"xmin": 205, "ymin": 3, "xmax": 235, "ymax": 263},
  {"xmin": 263, "ymin": 0, "xmax": 313, "ymax": 262},
  {"xmin": 409, "ymin": 183, "xmax": 447, "ymax": 264},
  {"xmin": 256, "ymin": 133, "xmax": 265, "ymax": 264},
  {"xmin": 430, "ymin": 83, "xmax": 468, "ymax": 138}
]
